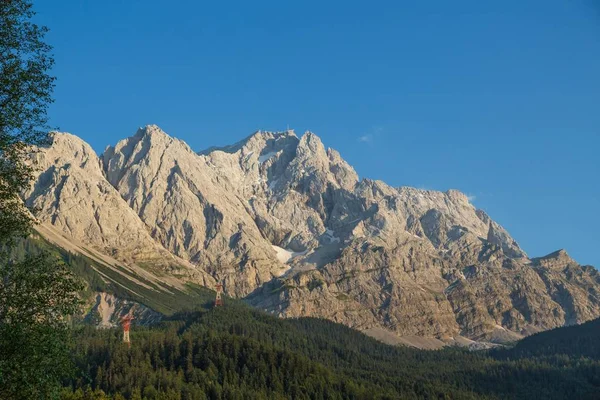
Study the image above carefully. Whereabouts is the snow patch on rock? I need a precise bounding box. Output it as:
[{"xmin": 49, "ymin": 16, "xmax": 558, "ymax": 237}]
[
  {"xmin": 324, "ymin": 228, "xmax": 340, "ymax": 244},
  {"xmin": 259, "ymin": 151, "xmax": 278, "ymax": 164},
  {"xmin": 271, "ymin": 245, "xmax": 308, "ymax": 264}
]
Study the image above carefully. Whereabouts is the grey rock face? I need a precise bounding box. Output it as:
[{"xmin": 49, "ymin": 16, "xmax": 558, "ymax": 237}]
[
  {"xmin": 85, "ymin": 292, "xmax": 162, "ymax": 328},
  {"xmin": 23, "ymin": 132, "xmax": 179, "ymax": 265},
  {"xmin": 23, "ymin": 126, "xmax": 600, "ymax": 344},
  {"xmin": 101, "ymin": 126, "xmax": 286, "ymax": 297}
]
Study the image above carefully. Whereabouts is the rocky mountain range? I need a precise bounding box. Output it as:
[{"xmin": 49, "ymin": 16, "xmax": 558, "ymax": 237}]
[{"xmin": 21, "ymin": 125, "xmax": 600, "ymax": 347}]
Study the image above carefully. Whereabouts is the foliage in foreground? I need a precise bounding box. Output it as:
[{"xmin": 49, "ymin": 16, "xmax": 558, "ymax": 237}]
[
  {"xmin": 0, "ymin": 1, "xmax": 84, "ymax": 398},
  {"xmin": 0, "ymin": 0, "xmax": 54, "ymax": 244},
  {"xmin": 0, "ymin": 252, "xmax": 83, "ymax": 399}
]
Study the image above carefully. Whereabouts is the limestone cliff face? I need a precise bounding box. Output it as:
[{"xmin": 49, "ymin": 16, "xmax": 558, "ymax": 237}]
[
  {"xmin": 23, "ymin": 132, "xmax": 177, "ymax": 265},
  {"xmin": 85, "ymin": 292, "xmax": 162, "ymax": 328},
  {"xmin": 23, "ymin": 126, "xmax": 600, "ymax": 344},
  {"xmin": 101, "ymin": 126, "xmax": 283, "ymax": 297}
]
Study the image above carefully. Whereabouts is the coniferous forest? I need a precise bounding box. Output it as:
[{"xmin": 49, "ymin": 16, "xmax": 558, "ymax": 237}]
[
  {"xmin": 2, "ymin": 3, "xmax": 599, "ymax": 399},
  {"xmin": 4, "ymin": 225, "xmax": 600, "ymax": 399},
  {"xmin": 59, "ymin": 300, "xmax": 600, "ymax": 400},
  {"xmin": 8, "ymin": 236, "xmax": 600, "ymax": 399}
]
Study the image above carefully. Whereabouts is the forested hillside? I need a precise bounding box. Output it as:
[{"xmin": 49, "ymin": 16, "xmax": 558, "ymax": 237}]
[
  {"xmin": 497, "ymin": 317, "xmax": 600, "ymax": 360},
  {"xmin": 7, "ymin": 235, "xmax": 600, "ymax": 399},
  {"xmin": 4, "ymin": 234, "xmax": 216, "ymax": 317},
  {"xmin": 60, "ymin": 302, "xmax": 600, "ymax": 400}
]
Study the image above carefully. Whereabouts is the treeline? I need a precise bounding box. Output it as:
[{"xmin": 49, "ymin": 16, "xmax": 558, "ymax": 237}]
[
  {"xmin": 5, "ymin": 234, "xmax": 219, "ymax": 315},
  {"xmin": 496, "ymin": 317, "xmax": 600, "ymax": 361},
  {"xmin": 60, "ymin": 302, "xmax": 600, "ymax": 400},
  {"xmin": 4, "ymin": 234, "xmax": 108, "ymax": 297},
  {"xmin": 8, "ymin": 237, "xmax": 600, "ymax": 399}
]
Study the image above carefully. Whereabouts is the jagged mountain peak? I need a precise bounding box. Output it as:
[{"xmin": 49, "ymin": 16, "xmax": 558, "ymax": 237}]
[
  {"xmin": 296, "ymin": 130, "xmax": 326, "ymax": 156},
  {"xmin": 102, "ymin": 125, "xmax": 196, "ymax": 188},
  {"xmin": 199, "ymin": 129, "xmax": 298, "ymax": 156},
  {"xmin": 136, "ymin": 123, "xmax": 168, "ymax": 137},
  {"xmin": 22, "ymin": 126, "xmax": 600, "ymax": 346},
  {"xmin": 445, "ymin": 188, "xmax": 473, "ymax": 203},
  {"xmin": 532, "ymin": 249, "xmax": 575, "ymax": 267},
  {"xmin": 123, "ymin": 124, "xmax": 192, "ymax": 150},
  {"xmin": 397, "ymin": 186, "xmax": 473, "ymax": 206},
  {"xmin": 33, "ymin": 131, "xmax": 103, "ymax": 176},
  {"xmin": 48, "ymin": 130, "xmax": 91, "ymax": 146},
  {"xmin": 45, "ymin": 130, "xmax": 93, "ymax": 154},
  {"xmin": 118, "ymin": 124, "xmax": 182, "ymax": 151},
  {"xmin": 209, "ymin": 129, "xmax": 333, "ymax": 170},
  {"xmin": 546, "ymin": 249, "xmax": 569, "ymax": 258}
]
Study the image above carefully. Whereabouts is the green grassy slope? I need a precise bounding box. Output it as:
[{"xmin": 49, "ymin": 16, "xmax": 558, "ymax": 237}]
[{"xmin": 4, "ymin": 234, "xmax": 214, "ymax": 315}]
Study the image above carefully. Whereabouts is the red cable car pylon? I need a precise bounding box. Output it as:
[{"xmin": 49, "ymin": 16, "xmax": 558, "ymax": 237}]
[
  {"xmin": 120, "ymin": 313, "xmax": 135, "ymax": 347},
  {"xmin": 214, "ymin": 282, "xmax": 223, "ymax": 307}
]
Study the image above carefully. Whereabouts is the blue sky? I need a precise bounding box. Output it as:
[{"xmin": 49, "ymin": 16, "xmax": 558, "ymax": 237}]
[{"xmin": 34, "ymin": 1, "xmax": 599, "ymax": 266}]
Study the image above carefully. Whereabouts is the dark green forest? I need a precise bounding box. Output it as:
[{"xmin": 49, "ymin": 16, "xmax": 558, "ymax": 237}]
[
  {"xmin": 60, "ymin": 303, "xmax": 600, "ymax": 400},
  {"xmin": 3, "ymin": 2, "xmax": 599, "ymax": 399},
  {"xmin": 6, "ymin": 236, "xmax": 600, "ymax": 399}
]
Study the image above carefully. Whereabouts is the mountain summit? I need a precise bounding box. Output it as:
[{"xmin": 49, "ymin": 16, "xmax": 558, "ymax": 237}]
[{"xmin": 22, "ymin": 125, "xmax": 600, "ymax": 346}]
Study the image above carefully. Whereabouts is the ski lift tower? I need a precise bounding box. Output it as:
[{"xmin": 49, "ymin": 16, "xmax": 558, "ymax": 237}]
[
  {"xmin": 120, "ymin": 314, "xmax": 134, "ymax": 347},
  {"xmin": 214, "ymin": 283, "xmax": 224, "ymax": 307}
]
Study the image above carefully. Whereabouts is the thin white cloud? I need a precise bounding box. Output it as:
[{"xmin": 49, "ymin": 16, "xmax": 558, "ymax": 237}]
[
  {"xmin": 358, "ymin": 134, "xmax": 374, "ymax": 143},
  {"xmin": 358, "ymin": 126, "xmax": 385, "ymax": 145},
  {"xmin": 467, "ymin": 194, "xmax": 476, "ymax": 202}
]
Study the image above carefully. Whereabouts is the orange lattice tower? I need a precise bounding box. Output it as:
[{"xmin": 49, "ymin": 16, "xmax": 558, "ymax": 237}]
[
  {"xmin": 214, "ymin": 283, "xmax": 223, "ymax": 307},
  {"xmin": 120, "ymin": 314, "xmax": 134, "ymax": 347}
]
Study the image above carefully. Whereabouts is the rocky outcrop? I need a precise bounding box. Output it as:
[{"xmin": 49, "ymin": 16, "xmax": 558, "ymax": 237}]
[
  {"xmin": 22, "ymin": 126, "xmax": 600, "ymax": 345},
  {"xmin": 23, "ymin": 132, "xmax": 178, "ymax": 265},
  {"xmin": 102, "ymin": 126, "xmax": 287, "ymax": 297},
  {"xmin": 85, "ymin": 292, "xmax": 162, "ymax": 328}
]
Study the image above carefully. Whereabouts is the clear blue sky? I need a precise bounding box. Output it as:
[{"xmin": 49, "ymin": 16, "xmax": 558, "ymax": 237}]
[{"xmin": 34, "ymin": 0, "xmax": 599, "ymax": 266}]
